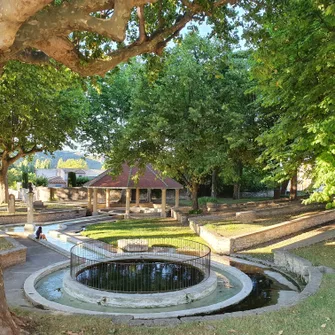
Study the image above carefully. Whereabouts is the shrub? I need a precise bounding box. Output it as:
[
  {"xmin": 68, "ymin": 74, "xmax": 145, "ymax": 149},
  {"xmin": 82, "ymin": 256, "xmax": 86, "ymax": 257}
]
[
  {"xmin": 35, "ymin": 176, "xmax": 48, "ymax": 187},
  {"xmin": 325, "ymin": 202, "xmax": 335, "ymax": 210},
  {"xmin": 76, "ymin": 176, "xmax": 90, "ymax": 186},
  {"xmin": 198, "ymin": 197, "xmax": 218, "ymax": 205},
  {"xmin": 188, "ymin": 209, "xmax": 203, "ymax": 215}
]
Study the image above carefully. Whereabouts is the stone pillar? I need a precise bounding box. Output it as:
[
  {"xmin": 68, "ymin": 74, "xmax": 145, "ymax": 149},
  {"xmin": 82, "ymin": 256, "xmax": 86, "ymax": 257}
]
[
  {"xmin": 88, "ymin": 188, "xmax": 93, "ymax": 211},
  {"xmin": 125, "ymin": 188, "xmax": 131, "ymax": 219},
  {"xmin": 147, "ymin": 189, "xmax": 152, "ymax": 203},
  {"xmin": 92, "ymin": 188, "xmax": 98, "ymax": 216},
  {"xmin": 135, "ymin": 188, "xmax": 140, "ymax": 206},
  {"xmin": 175, "ymin": 189, "xmax": 180, "ymax": 208},
  {"xmin": 105, "ymin": 189, "xmax": 110, "ymax": 208},
  {"xmin": 7, "ymin": 194, "xmax": 15, "ymax": 213},
  {"xmin": 24, "ymin": 192, "xmax": 35, "ymax": 232},
  {"xmin": 161, "ymin": 189, "xmax": 167, "ymax": 218}
]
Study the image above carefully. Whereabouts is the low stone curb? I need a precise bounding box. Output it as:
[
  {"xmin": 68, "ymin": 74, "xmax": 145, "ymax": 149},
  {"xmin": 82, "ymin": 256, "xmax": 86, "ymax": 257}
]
[
  {"xmin": 188, "ymin": 209, "xmax": 335, "ymax": 254},
  {"xmin": 0, "ymin": 231, "xmax": 27, "ymax": 268}
]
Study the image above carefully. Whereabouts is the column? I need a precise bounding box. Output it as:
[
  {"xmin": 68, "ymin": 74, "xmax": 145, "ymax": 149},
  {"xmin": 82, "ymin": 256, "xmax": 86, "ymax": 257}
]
[
  {"xmin": 105, "ymin": 189, "xmax": 110, "ymax": 208},
  {"xmin": 24, "ymin": 192, "xmax": 35, "ymax": 231},
  {"xmin": 175, "ymin": 189, "xmax": 180, "ymax": 208},
  {"xmin": 87, "ymin": 188, "xmax": 93, "ymax": 211},
  {"xmin": 135, "ymin": 188, "xmax": 140, "ymax": 206},
  {"xmin": 161, "ymin": 189, "xmax": 167, "ymax": 218},
  {"xmin": 147, "ymin": 189, "xmax": 152, "ymax": 203},
  {"xmin": 125, "ymin": 188, "xmax": 131, "ymax": 219},
  {"xmin": 93, "ymin": 188, "xmax": 98, "ymax": 216}
]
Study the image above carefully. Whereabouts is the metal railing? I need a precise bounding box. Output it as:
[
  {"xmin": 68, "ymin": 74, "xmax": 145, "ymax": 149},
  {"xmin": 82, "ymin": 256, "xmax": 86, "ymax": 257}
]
[{"xmin": 70, "ymin": 238, "xmax": 211, "ymax": 293}]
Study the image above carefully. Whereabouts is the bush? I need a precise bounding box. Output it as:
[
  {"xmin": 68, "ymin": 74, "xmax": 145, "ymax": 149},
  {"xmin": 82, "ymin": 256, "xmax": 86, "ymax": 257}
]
[
  {"xmin": 188, "ymin": 209, "xmax": 203, "ymax": 215},
  {"xmin": 35, "ymin": 176, "xmax": 48, "ymax": 187},
  {"xmin": 325, "ymin": 202, "xmax": 335, "ymax": 210},
  {"xmin": 198, "ymin": 197, "xmax": 218, "ymax": 205},
  {"xmin": 76, "ymin": 176, "xmax": 90, "ymax": 186}
]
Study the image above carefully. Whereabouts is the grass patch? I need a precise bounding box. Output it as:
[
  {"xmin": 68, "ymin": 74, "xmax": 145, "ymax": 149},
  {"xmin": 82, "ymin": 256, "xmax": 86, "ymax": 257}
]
[
  {"xmin": 82, "ymin": 218, "xmax": 206, "ymax": 246},
  {"xmin": 205, "ymin": 211, "xmax": 321, "ymax": 238},
  {"xmin": 0, "ymin": 237, "xmax": 13, "ymax": 251},
  {"xmin": 292, "ymin": 238, "xmax": 335, "ymax": 269}
]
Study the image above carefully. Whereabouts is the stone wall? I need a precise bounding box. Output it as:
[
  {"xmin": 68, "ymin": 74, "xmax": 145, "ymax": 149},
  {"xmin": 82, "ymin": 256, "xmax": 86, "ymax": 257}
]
[
  {"xmin": 241, "ymin": 190, "xmax": 274, "ymax": 198},
  {"xmin": 207, "ymin": 198, "xmax": 290, "ymax": 212},
  {"xmin": 188, "ymin": 209, "xmax": 335, "ymax": 254},
  {"xmin": 0, "ymin": 234, "xmax": 27, "ymax": 268},
  {"xmin": 36, "ymin": 187, "xmax": 188, "ymax": 203},
  {"xmin": 0, "ymin": 208, "xmax": 87, "ymax": 225}
]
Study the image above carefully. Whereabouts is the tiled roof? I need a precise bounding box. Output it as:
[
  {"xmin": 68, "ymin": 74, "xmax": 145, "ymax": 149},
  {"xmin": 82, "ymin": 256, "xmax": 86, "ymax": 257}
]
[
  {"xmin": 84, "ymin": 164, "xmax": 183, "ymax": 189},
  {"xmin": 48, "ymin": 176, "xmax": 66, "ymax": 184}
]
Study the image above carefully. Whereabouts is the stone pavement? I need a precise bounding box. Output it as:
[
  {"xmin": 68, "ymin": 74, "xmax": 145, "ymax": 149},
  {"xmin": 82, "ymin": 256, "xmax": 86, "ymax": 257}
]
[{"xmin": 3, "ymin": 236, "xmax": 68, "ymax": 308}]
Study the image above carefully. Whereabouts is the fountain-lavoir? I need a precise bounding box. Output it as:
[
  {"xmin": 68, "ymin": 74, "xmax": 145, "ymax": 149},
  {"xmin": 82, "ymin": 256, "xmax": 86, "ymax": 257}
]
[{"xmin": 25, "ymin": 237, "xmax": 261, "ymax": 318}]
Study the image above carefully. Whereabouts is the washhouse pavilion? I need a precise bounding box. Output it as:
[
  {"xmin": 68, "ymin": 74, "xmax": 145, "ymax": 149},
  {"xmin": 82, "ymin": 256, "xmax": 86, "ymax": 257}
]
[{"xmin": 84, "ymin": 164, "xmax": 183, "ymax": 218}]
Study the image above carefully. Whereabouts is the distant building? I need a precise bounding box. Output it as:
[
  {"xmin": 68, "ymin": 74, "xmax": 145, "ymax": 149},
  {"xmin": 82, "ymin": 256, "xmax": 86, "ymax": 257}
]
[{"xmin": 36, "ymin": 168, "xmax": 105, "ymax": 187}]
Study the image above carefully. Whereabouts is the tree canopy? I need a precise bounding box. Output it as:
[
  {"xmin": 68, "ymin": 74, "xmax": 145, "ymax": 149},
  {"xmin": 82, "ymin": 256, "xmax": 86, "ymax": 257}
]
[
  {"xmin": 83, "ymin": 33, "xmax": 259, "ymax": 208},
  {"xmin": 245, "ymin": 0, "xmax": 335, "ymax": 201},
  {"xmin": 0, "ymin": 0, "xmax": 238, "ymax": 76},
  {"xmin": 57, "ymin": 158, "xmax": 89, "ymax": 169},
  {"xmin": 0, "ymin": 61, "xmax": 87, "ymax": 202}
]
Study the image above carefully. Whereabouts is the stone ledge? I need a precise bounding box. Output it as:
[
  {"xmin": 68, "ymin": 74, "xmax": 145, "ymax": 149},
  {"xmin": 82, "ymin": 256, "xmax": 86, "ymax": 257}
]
[
  {"xmin": 189, "ymin": 210, "xmax": 335, "ymax": 254},
  {"xmin": 0, "ymin": 208, "xmax": 87, "ymax": 225},
  {"xmin": 0, "ymin": 232, "xmax": 27, "ymax": 268}
]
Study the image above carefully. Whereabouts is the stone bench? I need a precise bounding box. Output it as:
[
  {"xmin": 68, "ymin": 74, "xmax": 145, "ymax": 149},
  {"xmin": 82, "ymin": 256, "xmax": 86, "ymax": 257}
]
[{"xmin": 118, "ymin": 239, "xmax": 149, "ymax": 252}]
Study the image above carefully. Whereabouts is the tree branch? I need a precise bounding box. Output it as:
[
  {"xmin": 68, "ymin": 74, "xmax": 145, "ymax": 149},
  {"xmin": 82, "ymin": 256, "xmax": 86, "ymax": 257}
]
[
  {"xmin": 137, "ymin": 5, "xmax": 147, "ymax": 43},
  {"xmin": 15, "ymin": 13, "xmax": 193, "ymax": 76},
  {"xmin": 0, "ymin": 0, "xmax": 53, "ymax": 51}
]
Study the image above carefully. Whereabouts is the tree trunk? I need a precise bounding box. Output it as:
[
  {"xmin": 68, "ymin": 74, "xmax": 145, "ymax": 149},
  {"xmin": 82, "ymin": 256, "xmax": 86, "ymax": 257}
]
[
  {"xmin": 273, "ymin": 185, "xmax": 281, "ymax": 199},
  {"xmin": 290, "ymin": 170, "xmax": 298, "ymax": 200},
  {"xmin": 232, "ymin": 162, "xmax": 243, "ymax": 200},
  {"xmin": 191, "ymin": 181, "xmax": 199, "ymax": 211},
  {"xmin": 281, "ymin": 179, "xmax": 290, "ymax": 196},
  {"xmin": 233, "ymin": 183, "xmax": 241, "ymax": 200},
  {"xmin": 211, "ymin": 168, "xmax": 218, "ymax": 198},
  {"xmin": 0, "ymin": 265, "xmax": 21, "ymax": 335},
  {"xmin": 0, "ymin": 164, "xmax": 9, "ymax": 204}
]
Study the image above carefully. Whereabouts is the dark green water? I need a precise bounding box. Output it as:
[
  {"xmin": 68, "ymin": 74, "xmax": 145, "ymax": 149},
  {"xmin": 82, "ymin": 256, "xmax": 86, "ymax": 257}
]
[{"xmin": 76, "ymin": 259, "xmax": 205, "ymax": 292}]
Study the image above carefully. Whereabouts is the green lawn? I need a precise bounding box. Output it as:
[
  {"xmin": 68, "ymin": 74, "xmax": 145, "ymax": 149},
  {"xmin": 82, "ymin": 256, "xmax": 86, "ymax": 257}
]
[
  {"xmin": 205, "ymin": 211, "xmax": 321, "ymax": 238},
  {"xmin": 82, "ymin": 218, "xmax": 206, "ymax": 245},
  {"xmin": 0, "ymin": 237, "xmax": 13, "ymax": 250},
  {"xmin": 292, "ymin": 238, "xmax": 335, "ymax": 269}
]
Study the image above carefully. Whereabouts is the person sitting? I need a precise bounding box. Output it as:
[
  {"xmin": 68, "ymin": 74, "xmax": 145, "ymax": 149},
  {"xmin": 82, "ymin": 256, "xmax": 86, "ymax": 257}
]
[{"xmin": 35, "ymin": 226, "xmax": 47, "ymax": 240}]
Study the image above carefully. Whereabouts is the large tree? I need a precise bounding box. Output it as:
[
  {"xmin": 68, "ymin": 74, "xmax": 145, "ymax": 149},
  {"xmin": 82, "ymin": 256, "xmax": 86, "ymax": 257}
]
[
  {"xmin": 88, "ymin": 34, "xmax": 259, "ymax": 209},
  {"xmin": 245, "ymin": 0, "xmax": 334, "ymax": 201},
  {"xmin": 0, "ymin": 0, "xmax": 238, "ymax": 76},
  {"xmin": 0, "ymin": 61, "xmax": 87, "ymax": 203}
]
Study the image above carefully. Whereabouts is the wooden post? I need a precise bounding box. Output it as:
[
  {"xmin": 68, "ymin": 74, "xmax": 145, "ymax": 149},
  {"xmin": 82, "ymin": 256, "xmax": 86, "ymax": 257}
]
[
  {"xmin": 135, "ymin": 188, "xmax": 140, "ymax": 206},
  {"xmin": 105, "ymin": 189, "xmax": 110, "ymax": 208},
  {"xmin": 147, "ymin": 189, "xmax": 152, "ymax": 203},
  {"xmin": 93, "ymin": 188, "xmax": 98, "ymax": 216},
  {"xmin": 161, "ymin": 189, "xmax": 167, "ymax": 218},
  {"xmin": 175, "ymin": 189, "xmax": 180, "ymax": 208},
  {"xmin": 88, "ymin": 188, "xmax": 93, "ymax": 211},
  {"xmin": 125, "ymin": 188, "xmax": 131, "ymax": 219}
]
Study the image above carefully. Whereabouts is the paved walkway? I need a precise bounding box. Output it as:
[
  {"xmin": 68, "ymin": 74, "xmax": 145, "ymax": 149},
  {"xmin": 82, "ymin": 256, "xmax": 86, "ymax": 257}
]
[{"xmin": 3, "ymin": 236, "xmax": 67, "ymax": 308}]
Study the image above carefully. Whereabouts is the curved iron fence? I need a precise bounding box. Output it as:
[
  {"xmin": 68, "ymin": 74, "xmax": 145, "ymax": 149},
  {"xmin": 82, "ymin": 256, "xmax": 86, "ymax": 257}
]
[{"xmin": 70, "ymin": 238, "xmax": 211, "ymax": 293}]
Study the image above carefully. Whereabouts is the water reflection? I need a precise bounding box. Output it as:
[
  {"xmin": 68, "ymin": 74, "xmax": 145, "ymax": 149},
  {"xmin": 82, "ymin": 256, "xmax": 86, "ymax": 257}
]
[{"xmin": 76, "ymin": 259, "xmax": 204, "ymax": 292}]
